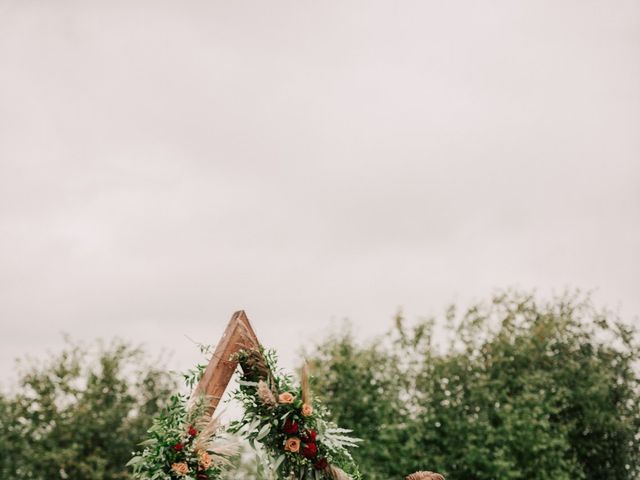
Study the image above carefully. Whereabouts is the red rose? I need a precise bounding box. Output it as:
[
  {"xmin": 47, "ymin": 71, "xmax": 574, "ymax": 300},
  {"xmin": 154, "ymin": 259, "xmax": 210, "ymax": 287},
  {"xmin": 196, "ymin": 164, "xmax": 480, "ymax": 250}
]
[
  {"xmin": 196, "ymin": 474, "xmax": 209, "ymax": 480},
  {"xmin": 302, "ymin": 442, "xmax": 318, "ymax": 458},
  {"xmin": 282, "ymin": 419, "xmax": 299, "ymax": 435},
  {"xmin": 314, "ymin": 457, "xmax": 328, "ymax": 470},
  {"xmin": 302, "ymin": 429, "xmax": 317, "ymax": 442},
  {"xmin": 188, "ymin": 425, "xmax": 198, "ymax": 437},
  {"xmin": 172, "ymin": 442, "xmax": 184, "ymax": 452}
]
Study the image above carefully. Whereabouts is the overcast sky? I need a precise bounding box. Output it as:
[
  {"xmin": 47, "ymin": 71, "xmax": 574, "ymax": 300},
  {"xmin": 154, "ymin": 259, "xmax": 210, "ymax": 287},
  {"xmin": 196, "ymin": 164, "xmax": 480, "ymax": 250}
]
[{"xmin": 1, "ymin": 0, "xmax": 639, "ymax": 386}]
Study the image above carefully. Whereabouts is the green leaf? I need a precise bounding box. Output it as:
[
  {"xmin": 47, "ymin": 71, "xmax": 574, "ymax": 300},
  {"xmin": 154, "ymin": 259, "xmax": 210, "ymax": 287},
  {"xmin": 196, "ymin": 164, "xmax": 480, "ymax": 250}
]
[{"xmin": 256, "ymin": 422, "xmax": 272, "ymax": 441}]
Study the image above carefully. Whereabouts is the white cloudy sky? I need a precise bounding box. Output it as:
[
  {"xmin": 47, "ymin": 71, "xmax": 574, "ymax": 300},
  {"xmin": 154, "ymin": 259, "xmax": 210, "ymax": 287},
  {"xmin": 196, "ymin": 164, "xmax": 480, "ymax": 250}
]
[{"xmin": 1, "ymin": 0, "xmax": 639, "ymax": 385}]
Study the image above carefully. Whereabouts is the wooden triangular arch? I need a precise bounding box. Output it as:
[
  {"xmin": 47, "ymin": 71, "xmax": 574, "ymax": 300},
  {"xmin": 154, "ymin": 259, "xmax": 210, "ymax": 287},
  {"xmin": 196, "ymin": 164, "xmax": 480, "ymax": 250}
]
[
  {"xmin": 192, "ymin": 312, "xmax": 444, "ymax": 480},
  {"xmin": 193, "ymin": 310, "xmax": 262, "ymax": 414}
]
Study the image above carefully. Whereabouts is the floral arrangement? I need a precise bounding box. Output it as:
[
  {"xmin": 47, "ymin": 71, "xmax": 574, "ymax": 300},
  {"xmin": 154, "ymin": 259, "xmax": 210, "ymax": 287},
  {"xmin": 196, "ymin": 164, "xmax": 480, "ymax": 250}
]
[
  {"xmin": 128, "ymin": 368, "xmax": 237, "ymax": 480},
  {"xmin": 230, "ymin": 348, "xmax": 362, "ymax": 480}
]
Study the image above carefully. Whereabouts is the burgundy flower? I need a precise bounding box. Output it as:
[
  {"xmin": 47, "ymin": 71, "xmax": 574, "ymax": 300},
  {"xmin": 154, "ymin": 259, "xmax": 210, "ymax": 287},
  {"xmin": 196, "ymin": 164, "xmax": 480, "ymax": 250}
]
[
  {"xmin": 314, "ymin": 457, "xmax": 329, "ymax": 470},
  {"xmin": 302, "ymin": 429, "xmax": 317, "ymax": 442},
  {"xmin": 196, "ymin": 473, "xmax": 209, "ymax": 480},
  {"xmin": 302, "ymin": 442, "xmax": 318, "ymax": 458},
  {"xmin": 282, "ymin": 419, "xmax": 299, "ymax": 435},
  {"xmin": 188, "ymin": 425, "xmax": 198, "ymax": 437},
  {"xmin": 172, "ymin": 442, "xmax": 184, "ymax": 452}
]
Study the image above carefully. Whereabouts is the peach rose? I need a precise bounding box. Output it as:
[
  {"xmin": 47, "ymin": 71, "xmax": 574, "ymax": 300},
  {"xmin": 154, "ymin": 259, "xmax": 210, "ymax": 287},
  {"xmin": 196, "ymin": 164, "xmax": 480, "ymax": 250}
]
[
  {"xmin": 278, "ymin": 392, "xmax": 295, "ymax": 404},
  {"xmin": 284, "ymin": 437, "xmax": 301, "ymax": 453},
  {"xmin": 301, "ymin": 403, "xmax": 313, "ymax": 416},
  {"xmin": 199, "ymin": 451, "xmax": 212, "ymax": 469},
  {"xmin": 171, "ymin": 462, "xmax": 189, "ymax": 475}
]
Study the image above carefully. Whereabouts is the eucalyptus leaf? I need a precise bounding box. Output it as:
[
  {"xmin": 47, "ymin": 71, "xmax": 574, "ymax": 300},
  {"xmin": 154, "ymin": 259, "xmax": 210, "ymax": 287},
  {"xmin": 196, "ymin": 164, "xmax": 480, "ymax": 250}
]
[{"xmin": 256, "ymin": 422, "xmax": 272, "ymax": 441}]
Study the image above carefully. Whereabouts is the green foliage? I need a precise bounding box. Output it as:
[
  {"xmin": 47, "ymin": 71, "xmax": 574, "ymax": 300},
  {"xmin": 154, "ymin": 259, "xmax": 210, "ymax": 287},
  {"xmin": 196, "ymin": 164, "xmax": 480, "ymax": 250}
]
[
  {"xmin": 2, "ymin": 292, "xmax": 638, "ymax": 480},
  {"xmin": 305, "ymin": 331, "xmax": 407, "ymax": 479},
  {"xmin": 306, "ymin": 292, "xmax": 640, "ymax": 480},
  {"xmin": 229, "ymin": 348, "xmax": 362, "ymax": 480},
  {"xmin": 128, "ymin": 358, "xmax": 236, "ymax": 480},
  {"xmin": 128, "ymin": 394, "xmax": 230, "ymax": 480},
  {"xmin": 0, "ymin": 339, "xmax": 176, "ymax": 480}
]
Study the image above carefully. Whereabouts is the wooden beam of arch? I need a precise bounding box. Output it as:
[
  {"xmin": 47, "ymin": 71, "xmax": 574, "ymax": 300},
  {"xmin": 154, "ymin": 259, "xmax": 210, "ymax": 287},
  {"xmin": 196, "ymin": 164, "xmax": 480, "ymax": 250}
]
[{"xmin": 192, "ymin": 310, "xmax": 262, "ymax": 415}]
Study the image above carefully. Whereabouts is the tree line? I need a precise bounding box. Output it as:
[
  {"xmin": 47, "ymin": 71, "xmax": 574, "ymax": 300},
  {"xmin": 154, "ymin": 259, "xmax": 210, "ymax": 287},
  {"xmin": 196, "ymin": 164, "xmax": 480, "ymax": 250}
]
[{"xmin": 1, "ymin": 291, "xmax": 638, "ymax": 479}]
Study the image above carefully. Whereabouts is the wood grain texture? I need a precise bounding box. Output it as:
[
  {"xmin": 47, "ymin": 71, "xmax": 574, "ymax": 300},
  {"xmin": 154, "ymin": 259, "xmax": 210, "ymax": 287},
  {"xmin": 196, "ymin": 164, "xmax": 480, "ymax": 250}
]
[{"xmin": 192, "ymin": 310, "xmax": 262, "ymax": 415}]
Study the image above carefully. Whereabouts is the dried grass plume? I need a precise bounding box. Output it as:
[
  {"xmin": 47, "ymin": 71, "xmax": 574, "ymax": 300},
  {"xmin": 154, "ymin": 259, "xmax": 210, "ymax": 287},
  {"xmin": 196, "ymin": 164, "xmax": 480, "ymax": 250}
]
[
  {"xmin": 406, "ymin": 471, "xmax": 445, "ymax": 480},
  {"xmin": 301, "ymin": 361, "xmax": 311, "ymax": 406},
  {"xmin": 257, "ymin": 379, "xmax": 277, "ymax": 407},
  {"xmin": 192, "ymin": 412, "xmax": 238, "ymax": 466},
  {"xmin": 327, "ymin": 465, "xmax": 351, "ymax": 480}
]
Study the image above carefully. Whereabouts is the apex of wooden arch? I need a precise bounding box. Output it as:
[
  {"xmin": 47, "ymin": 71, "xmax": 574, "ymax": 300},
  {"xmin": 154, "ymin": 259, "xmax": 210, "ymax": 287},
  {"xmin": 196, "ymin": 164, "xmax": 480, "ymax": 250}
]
[{"xmin": 193, "ymin": 310, "xmax": 262, "ymax": 414}]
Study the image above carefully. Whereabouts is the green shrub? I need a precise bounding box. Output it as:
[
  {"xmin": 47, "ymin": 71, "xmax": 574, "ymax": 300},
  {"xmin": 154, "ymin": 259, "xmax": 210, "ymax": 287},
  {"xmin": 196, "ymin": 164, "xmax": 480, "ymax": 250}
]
[
  {"xmin": 307, "ymin": 292, "xmax": 640, "ymax": 480},
  {"xmin": 0, "ymin": 339, "xmax": 176, "ymax": 479}
]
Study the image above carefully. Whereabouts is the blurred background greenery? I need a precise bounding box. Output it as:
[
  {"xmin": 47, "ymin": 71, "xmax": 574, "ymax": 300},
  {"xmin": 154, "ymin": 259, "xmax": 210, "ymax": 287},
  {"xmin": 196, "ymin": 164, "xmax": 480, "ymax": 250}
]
[{"xmin": 1, "ymin": 291, "xmax": 638, "ymax": 479}]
